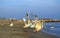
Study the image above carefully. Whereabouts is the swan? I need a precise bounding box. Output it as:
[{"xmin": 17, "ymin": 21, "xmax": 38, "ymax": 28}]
[
  {"xmin": 33, "ymin": 20, "xmax": 44, "ymax": 32},
  {"xmin": 23, "ymin": 18, "xmax": 44, "ymax": 32}
]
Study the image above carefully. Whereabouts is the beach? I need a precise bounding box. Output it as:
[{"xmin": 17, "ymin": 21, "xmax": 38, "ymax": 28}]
[{"xmin": 0, "ymin": 19, "xmax": 60, "ymax": 38}]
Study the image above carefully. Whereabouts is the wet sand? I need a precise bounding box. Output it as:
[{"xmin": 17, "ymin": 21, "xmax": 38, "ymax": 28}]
[{"xmin": 0, "ymin": 19, "xmax": 60, "ymax": 38}]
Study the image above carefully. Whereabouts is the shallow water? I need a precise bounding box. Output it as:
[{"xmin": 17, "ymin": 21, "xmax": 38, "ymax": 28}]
[{"xmin": 42, "ymin": 22, "xmax": 60, "ymax": 37}]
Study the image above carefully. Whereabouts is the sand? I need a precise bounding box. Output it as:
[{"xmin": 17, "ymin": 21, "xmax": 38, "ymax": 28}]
[{"xmin": 0, "ymin": 19, "xmax": 60, "ymax": 38}]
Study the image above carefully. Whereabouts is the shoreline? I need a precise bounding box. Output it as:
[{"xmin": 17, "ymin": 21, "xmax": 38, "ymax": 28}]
[{"xmin": 0, "ymin": 19, "xmax": 60, "ymax": 38}]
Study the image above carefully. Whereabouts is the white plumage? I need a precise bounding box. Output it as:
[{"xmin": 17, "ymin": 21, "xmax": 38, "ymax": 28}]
[{"xmin": 9, "ymin": 23, "xmax": 14, "ymax": 26}]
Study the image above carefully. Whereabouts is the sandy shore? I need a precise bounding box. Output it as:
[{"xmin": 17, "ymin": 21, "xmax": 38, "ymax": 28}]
[
  {"xmin": 0, "ymin": 19, "xmax": 60, "ymax": 38},
  {"xmin": 0, "ymin": 28, "xmax": 60, "ymax": 38}
]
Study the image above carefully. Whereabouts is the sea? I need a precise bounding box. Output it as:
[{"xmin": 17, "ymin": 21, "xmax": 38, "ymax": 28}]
[{"xmin": 41, "ymin": 22, "xmax": 60, "ymax": 37}]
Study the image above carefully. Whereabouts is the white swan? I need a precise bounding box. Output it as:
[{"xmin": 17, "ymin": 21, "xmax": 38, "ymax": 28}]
[
  {"xmin": 9, "ymin": 23, "xmax": 14, "ymax": 26},
  {"xmin": 33, "ymin": 20, "xmax": 44, "ymax": 32},
  {"xmin": 23, "ymin": 18, "xmax": 44, "ymax": 32},
  {"xmin": 23, "ymin": 18, "xmax": 30, "ymax": 28}
]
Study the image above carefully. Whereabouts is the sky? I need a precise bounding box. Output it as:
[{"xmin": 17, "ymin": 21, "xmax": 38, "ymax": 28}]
[{"xmin": 0, "ymin": 0, "xmax": 60, "ymax": 19}]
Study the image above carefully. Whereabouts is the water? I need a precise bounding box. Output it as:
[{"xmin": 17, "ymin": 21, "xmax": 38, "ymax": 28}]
[{"xmin": 42, "ymin": 22, "xmax": 60, "ymax": 37}]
